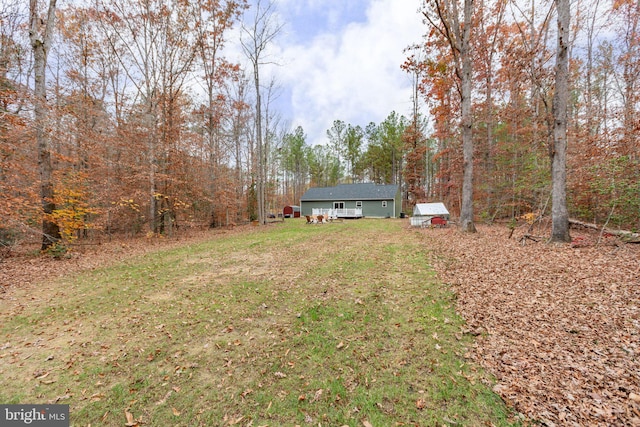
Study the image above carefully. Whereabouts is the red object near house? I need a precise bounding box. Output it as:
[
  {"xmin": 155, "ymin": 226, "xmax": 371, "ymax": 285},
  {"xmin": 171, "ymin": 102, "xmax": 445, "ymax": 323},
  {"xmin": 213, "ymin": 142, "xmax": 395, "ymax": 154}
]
[
  {"xmin": 431, "ymin": 216, "xmax": 447, "ymax": 227},
  {"xmin": 283, "ymin": 205, "xmax": 301, "ymax": 218}
]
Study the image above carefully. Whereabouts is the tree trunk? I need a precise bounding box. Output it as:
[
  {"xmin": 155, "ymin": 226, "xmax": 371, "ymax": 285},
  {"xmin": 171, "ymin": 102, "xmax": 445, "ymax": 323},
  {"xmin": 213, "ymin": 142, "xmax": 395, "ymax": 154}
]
[
  {"xmin": 550, "ymin": 0, "xmax": 571, "ymax": 242},
  {"xmin": 30, "ymin": 0, "xmax": 61, "ymax": 250},
  {"xmin": 241, "ymin": 0, "xmax": 281, "ymax": 226},
  {"xmin": 459, "ymin": 0, "xmax": 477, "ymax": 233},
  {"xmin": 254, "ymin": 67, "xmax": 265, "ymax": 224},
  {"xmin": 148, "ymin": 109, "xmax": 158, "ymax": 234}
]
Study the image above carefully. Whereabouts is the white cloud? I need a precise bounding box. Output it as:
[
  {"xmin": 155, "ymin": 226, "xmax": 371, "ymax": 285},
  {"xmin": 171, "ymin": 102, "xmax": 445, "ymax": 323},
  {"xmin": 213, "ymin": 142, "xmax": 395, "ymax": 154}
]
[
  {"xmin": 274, "ymin": 0, "xmax": 424, "ymax": 146},
  {"xmin": 238, "ymin": 0, "xmax": 425, "ymax": 147}
]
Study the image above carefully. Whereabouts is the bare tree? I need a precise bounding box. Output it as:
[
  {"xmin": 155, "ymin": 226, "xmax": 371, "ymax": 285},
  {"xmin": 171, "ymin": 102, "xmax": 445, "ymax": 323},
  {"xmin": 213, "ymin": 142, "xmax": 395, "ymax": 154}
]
[
  {"xmin": 422, "ymin": 0, "xmax": 476, "ymax": 232},
  {"xmin": 476, "ymin": 0, "xmax": 506, "ymax": 214},
  {"xmin": 240, "ymin": 0, "xmax": 282, "ymax": 225},
  {"xmin": 228, "ymin": 73, "xmax": 252, "ymax": 223},
  {"xmin": 192, "ymin": 0, "xmax": 246, "ymax": 227},
  {"xmin": 550, "ymin": 0, "xmax": 571, "ymax": 242},
  {"xmin": 98, "ymin": 0, "xmax": 198, "ymax": 233},
  {"xmin": 29, "ymin": 0, "xmax": 61, "ymax": 250}
]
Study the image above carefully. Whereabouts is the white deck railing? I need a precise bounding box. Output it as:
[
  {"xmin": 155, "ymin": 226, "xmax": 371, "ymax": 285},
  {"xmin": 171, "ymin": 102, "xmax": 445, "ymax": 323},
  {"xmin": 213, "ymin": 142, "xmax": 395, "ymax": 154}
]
[{"xmin": 312, "ymin": 208, "xmax": 363, "ymax": 218}]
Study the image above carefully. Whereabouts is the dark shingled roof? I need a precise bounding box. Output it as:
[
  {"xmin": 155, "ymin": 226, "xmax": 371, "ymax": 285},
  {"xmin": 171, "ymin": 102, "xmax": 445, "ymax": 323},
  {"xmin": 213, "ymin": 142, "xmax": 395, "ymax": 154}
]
[{"xmin": 300, "ymin": 183, "xmax": 398, "ymax": 201}]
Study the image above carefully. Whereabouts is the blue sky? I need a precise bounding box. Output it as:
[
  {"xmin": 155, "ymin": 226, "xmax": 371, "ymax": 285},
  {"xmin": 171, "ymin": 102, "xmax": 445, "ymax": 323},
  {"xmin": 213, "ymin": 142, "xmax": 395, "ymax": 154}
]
[
  {"xmin": 234, "ymin": 0, "xmax": 425, "ymax": 147},
  {"xmin": 281, "ymin": 1, "xmax": 370, "ymax": 44}
]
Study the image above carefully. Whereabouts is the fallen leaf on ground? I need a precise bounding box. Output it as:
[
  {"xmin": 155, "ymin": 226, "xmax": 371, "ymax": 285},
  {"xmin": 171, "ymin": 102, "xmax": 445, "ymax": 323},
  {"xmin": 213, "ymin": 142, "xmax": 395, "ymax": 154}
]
[
  {"xmin": 124, "ymin": 409, "xmax": 137, "ymax": 426},
  {"xmin": 423, "ymin": 223, "xmax": 640, "ymax": 425}
]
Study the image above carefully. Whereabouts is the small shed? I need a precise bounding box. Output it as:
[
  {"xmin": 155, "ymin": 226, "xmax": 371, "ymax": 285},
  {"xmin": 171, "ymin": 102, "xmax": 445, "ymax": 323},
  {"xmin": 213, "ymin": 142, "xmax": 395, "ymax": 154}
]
[
  {"xmin": 410, "ymin": 202, "xmax": 450, "ymax": 227},
  {"xmin": 283, "ymin": 205, "xmax": 301, "ymax": 218}
]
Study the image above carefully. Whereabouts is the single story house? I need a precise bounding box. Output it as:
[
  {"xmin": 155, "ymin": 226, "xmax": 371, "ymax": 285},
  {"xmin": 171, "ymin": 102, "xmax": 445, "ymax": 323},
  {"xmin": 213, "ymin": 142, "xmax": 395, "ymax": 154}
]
[
  {"xmin": 300, "ymin": 183, "xmax": 401, "ymax": 218},
  {"xmin": 410, "ymin": 202, "xmax": 450, "ymax": 227}
]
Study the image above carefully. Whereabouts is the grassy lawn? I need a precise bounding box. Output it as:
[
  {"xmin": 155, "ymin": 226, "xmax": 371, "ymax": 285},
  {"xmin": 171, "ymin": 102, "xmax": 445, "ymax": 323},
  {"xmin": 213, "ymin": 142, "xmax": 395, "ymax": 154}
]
[{"xmin": 0, "ymin": 219, "xmax": 516, "ymax": 426}]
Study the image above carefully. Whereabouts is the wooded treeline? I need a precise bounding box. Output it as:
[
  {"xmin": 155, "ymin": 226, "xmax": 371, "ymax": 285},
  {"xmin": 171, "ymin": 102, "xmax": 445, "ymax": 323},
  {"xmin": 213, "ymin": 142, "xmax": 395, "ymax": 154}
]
[
  {"xmin": 3, "ymin": 0, "xmax": 259, "ymax": 252},
  {"xmin": 405, "ymin": 0, "xmax": 639, "ymax": 234},
  {"xmin": 0, "ymin": 0, "xmax": 638, "ymax": 254}
]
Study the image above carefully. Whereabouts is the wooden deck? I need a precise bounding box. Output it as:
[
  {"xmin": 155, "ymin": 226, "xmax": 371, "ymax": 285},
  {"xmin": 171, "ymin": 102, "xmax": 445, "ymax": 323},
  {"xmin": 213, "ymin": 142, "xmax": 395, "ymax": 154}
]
[{"xmin": 312, "ymin": 208, "xmax": 363, "ymax": 219}]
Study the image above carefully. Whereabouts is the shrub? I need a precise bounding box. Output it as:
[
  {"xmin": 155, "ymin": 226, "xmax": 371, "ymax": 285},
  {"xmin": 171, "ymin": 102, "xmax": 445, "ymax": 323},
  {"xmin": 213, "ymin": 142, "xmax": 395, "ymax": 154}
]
[{"xmin": 0, "ymin": 227, "xmax": 19, "ymax": 258}]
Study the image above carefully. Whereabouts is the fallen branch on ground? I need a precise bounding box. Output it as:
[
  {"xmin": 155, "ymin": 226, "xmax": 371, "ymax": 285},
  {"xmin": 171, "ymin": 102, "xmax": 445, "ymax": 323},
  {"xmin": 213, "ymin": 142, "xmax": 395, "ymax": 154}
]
[
  {"xmin": 519, "ymin": 234, "xmax": 543, "ymax": 245},
  {"xmin": 569, "ymin": 218, "xmax": 640, "ymax": 243}
]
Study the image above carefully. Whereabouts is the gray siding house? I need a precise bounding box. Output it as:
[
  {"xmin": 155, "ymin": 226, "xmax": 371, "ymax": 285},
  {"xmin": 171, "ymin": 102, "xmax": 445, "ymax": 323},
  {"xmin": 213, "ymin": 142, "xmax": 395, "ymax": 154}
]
[{"xmin": 300, "ymin": 183, "xmax": 401, "ymax": 218}]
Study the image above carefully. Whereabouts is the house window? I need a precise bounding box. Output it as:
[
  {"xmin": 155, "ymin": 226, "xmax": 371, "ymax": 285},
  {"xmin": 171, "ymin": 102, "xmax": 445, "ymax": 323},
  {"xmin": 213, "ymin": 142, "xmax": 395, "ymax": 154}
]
[
  {"xmin": 381, "ymin": 201, "xmax": 387, "ymax": 208},
  {"xmin": 356, "ymin": 201, "xmax": 362, "ymax": 208},
  {"xmin": 333, "ymin": 202, "xmax": 345, "ymax": 210}
]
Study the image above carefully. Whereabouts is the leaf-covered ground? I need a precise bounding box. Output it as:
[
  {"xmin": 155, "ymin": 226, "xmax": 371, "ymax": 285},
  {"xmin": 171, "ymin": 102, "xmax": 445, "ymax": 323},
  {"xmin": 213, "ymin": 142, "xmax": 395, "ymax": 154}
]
[
  {"xmin": 417, "ymin": 222, "xmax": 640, "ymax": 426},
  {"xmin": 0, "ymin": 228, "xmax": 234, "ymax": 291},
  {"xmin": 2, "ymin": 221, "xmax": 639, "ymax": 425}
]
